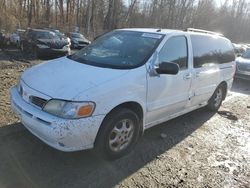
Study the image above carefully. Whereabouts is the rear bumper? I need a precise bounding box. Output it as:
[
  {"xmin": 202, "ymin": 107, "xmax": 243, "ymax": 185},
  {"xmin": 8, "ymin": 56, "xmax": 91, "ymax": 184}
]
[{"xmin": 10, "ymin": 86, "xmax": 105, "ymax": 152}]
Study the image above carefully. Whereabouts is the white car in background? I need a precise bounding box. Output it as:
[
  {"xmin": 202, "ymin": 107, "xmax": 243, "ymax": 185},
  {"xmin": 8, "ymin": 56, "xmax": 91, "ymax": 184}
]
[
  {"xmin": 10, "ymin": 28, "xmax": 235, "ymax": 159},
  {"xmin": 235, "ymin": 49, "xmax": 250, "ymax": 80}
]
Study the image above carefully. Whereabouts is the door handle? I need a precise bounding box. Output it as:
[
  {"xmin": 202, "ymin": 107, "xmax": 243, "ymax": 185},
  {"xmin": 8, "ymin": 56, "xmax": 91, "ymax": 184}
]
[{"xmin": 183, "ymin": 73, "xmax": 192, "ymax": 80}]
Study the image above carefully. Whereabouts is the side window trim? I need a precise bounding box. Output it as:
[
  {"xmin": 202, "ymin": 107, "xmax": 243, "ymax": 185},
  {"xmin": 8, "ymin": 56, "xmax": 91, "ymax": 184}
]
[{"xmin": 159, "ymin": 35, "xmax": 189, "ymax": 70}]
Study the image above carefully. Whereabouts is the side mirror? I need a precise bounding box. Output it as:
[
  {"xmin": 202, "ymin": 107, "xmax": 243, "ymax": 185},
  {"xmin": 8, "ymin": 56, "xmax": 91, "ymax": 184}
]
[{"xmin": 156, "ymin": 62, "xmax": 179, "ymax": 75}]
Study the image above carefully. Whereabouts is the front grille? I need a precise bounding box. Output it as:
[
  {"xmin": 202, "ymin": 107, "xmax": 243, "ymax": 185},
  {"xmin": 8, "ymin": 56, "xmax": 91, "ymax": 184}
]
[
  {"xmin": 79, "ymin": 41, "xmax": 88, "ymax": 45},
  {"xmin": 51, "ymin": 43, "xmax": 64, "ymax": 49},
  {"xmin": 13, "ymin": 100, "xmax": 51, "ymax": 125},
  {"xmin": 51, "ymin": 44, "xmax": 63, "ymax": 49},
  {"xmin": 29, "ymin": 96, "xmax": 47, "ymax": 108}
]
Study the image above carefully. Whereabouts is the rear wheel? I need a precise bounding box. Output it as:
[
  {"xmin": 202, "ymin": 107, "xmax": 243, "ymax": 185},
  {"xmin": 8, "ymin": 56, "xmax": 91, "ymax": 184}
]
[
  {"xmin": 207, "ymin": 85, "xmax": 225, "ymax": 111},
  {"xmin": 95, "ymin": 108, "xmax": 140, "ymax": 160}
]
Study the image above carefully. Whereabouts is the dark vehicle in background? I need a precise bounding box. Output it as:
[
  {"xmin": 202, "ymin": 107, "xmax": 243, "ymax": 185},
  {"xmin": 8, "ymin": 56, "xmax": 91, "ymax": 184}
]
[
  {"xmin": 0, "ymin": 30, "xmax": 10, "ymax": 47},
  {"xmin": 10, "ymin": 29, "xmax": 25, "ymax": 47},
  {"xmin": 235, "ymin": 49, "xmax": 250, "ymax": 80},
  {"xmin": 20, "ymin": 29, "xmax": 70, "ymax": 58},
  {"xmin": 68, "ymin": 32, "xmax": 90, "ymax": 49},
  {"xmin": 46, "ymin": 29, "xmax": 71, "ymax": 46},
  {"xmin": 0, "ymin": 31, "xmax": 5, "ymax": 48}
]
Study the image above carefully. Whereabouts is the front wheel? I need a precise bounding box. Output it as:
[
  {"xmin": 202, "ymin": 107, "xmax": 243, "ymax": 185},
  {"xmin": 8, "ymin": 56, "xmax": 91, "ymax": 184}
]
[
  {"xmin": 207, "ymin": 85, "xmax": 225, "ymax": 111},
  {"xmin": 95, "ymin": 108, "xmax": 140, "ymax": 160}
]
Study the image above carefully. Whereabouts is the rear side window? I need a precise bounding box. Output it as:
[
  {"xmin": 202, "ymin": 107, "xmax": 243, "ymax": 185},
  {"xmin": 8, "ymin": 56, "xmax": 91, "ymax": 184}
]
[
  {"xmin": 159, "ymin": 36, "xmax": 188, "ymax": 70},
  {"xmin": 191, "ymin": 35, "xmax": 235, "ymax": 68}
]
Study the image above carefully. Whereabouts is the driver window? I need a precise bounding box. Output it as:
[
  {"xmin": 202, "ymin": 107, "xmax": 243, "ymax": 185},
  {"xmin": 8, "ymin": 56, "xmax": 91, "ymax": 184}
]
[{"xmin": 159, "ymin": 36, "xmax": 188, "ymax": 70}]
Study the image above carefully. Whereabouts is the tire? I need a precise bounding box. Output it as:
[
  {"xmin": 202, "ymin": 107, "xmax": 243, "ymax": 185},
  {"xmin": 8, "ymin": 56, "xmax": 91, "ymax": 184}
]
[
  {"xmin": 207, "ymin": 85, "xmax": 225, "ymax": 111},
  {"xmin": 95, "ymin": 108, "xmax": 140, "ymax": 160}
]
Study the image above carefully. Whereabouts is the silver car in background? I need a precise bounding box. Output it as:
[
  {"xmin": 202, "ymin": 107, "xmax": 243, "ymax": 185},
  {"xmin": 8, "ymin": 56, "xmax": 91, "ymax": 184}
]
[{"xmin": 235, "ymin": 49, "xmax": 250, "ymax": 80}]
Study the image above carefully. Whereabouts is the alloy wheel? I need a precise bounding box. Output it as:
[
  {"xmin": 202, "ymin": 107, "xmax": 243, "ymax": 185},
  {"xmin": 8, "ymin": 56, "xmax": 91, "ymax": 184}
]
[{"xmin": 108, "ymin": 119, "xmax": 135, "ymax": 152}]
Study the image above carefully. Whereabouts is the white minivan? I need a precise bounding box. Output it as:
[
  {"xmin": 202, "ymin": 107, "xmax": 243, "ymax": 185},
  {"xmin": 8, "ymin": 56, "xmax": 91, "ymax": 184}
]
[{"xmin": 10, "ymin": 28, "xmax": 236, "ymax": 159}]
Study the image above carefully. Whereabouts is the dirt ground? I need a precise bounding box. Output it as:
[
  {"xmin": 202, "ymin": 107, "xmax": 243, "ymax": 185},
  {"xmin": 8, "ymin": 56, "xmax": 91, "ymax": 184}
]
[{"xmin": 0, "ymin": 48, "xmax": 249, "ymax": 188}]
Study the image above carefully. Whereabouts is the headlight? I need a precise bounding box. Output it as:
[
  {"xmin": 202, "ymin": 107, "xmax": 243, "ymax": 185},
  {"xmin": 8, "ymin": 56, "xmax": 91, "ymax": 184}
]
[
  {"xmin": 43, "ymin": 99, "xmax": 95, "ymax": 119},
  {"xmin": 37, "ymin": 44, "xmax": 49, "ymax": 49}
]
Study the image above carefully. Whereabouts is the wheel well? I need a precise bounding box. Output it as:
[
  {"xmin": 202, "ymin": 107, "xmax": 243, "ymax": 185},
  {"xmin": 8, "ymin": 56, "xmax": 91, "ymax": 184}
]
[
  {"xmin": 111, "ymin": 102, "xmax": 144, "ymax": 120},
  {"xmin": 219, "ymin": 81, "xmax": 228, "ymax": 100},
  {"xmin": 94, "ymin": 102, "xmax": 144, "ymax": 146}
]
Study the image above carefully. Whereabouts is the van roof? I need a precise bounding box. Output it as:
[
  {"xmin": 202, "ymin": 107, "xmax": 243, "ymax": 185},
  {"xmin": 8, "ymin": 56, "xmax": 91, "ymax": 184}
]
[
  {"xmin": 185, "ymin": 28, "xmax": 224, "ymax": 36},
  {"xmin": 119, "ymin": 28, "xmax": 184, "ymax": 35},
  {"xmin": 119, "ymin": 28, "xmax": 226, "ymax": 38},
  {"xmin": 29, "ymin": 28, "xmax": 52, "ymax": 33}
]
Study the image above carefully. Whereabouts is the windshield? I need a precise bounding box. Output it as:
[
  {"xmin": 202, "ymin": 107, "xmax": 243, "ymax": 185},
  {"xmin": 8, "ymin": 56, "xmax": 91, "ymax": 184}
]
[
  {"xmin": 33, "ymin": 31, "xmax": 60, "ymax": 40},
  {"xmin": 242, "ymin": 50, "xmax": 250, "ymax": 59},
  {"xmin": 53, "ymin": 30, "xmax": 64, "ymax": 37},
  {"xmin": 71, "ymin": 33, "xmax": 85, "ymax": 39},
  {"xmin": 68, "ymin": 30, "xmax": 164, "ymax": 69}
]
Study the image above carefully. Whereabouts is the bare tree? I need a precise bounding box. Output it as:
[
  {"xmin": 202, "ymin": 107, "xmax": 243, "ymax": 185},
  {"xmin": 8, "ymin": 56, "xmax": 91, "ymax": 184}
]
[{"xmin": 1, "ymin": 0, "xmax": 250, "ymax": 42}]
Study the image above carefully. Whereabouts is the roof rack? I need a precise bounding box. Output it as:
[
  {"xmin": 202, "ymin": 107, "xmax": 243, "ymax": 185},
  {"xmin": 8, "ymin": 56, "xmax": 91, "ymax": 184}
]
[{"xmin": 185, "ymin": 28, "xmax": 224, "ymax": 36}]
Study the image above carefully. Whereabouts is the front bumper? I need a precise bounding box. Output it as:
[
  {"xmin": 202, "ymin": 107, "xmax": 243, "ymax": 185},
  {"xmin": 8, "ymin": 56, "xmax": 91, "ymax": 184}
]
[
  {"xmin": 10, "ymin": 86, "xmax": 105, "ymax": 152},
  {"xmin": 235, "ymin": 70, "xmax": 250, "ymax": 80},
  {"xmin": 37, "ymin": 48, "xmax": 70, "ymax": 57},
  {"xmin": 72, "ymin": 43, "xmax": 88, "ymax": 49}
]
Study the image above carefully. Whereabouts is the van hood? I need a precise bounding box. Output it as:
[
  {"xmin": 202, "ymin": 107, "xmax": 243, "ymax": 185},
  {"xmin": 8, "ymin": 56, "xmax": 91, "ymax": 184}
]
[{"xmin": 21, "ymin": 57, "xmax": 129, "ymax": 99}]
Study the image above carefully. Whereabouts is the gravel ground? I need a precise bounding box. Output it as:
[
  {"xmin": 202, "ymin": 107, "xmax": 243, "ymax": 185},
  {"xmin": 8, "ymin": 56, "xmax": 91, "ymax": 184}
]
[{"xmin": 0, "ymin": 48, "xmax": 249, "ymax": 188}]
